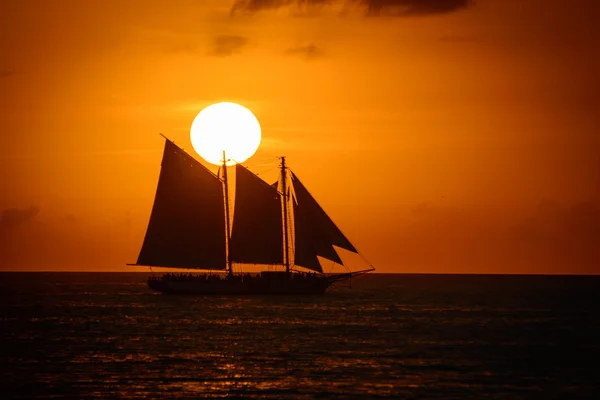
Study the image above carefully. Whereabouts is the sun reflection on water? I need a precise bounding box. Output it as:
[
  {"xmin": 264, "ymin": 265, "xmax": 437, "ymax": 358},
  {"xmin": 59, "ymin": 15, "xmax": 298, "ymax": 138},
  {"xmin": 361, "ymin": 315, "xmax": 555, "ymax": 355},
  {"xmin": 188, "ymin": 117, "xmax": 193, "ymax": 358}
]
[{"xmin": 2, "ymin": 273, "xmax": 599, "ymax": 398}]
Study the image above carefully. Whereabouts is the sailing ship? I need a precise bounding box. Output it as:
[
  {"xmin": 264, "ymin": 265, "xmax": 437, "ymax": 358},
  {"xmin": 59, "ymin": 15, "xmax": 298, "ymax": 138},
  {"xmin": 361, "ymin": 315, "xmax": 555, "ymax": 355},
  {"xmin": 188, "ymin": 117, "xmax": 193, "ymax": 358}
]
[{"xmin": 129, "ymin": 136, "xmax": 374, "ymax": 295}]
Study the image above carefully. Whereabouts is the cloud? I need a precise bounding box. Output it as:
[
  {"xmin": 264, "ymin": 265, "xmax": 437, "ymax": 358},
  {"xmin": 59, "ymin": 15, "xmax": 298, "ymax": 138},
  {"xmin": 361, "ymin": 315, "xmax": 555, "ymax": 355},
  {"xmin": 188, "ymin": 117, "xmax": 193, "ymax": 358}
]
[
  {"xmin": 284, "ymin": 44, "xmax": 324, "ymax": 60},
  {"xmin": 231, "ymin": 0, "xmax": 471, "ymax": 16},
  {"xmin": 0, "ymin": 206, "xmax": 40, "ymax": 230},
  {"xmin": 208, "ymin": 35, "xmax": 248, "ymax": 57},
  {"xmin": 367, "ymin": 0, "xmax": 471, "ymax": 16},
  {"xmin": 0, "ymin": 70, "xmax": 16, "ymax": 78}
]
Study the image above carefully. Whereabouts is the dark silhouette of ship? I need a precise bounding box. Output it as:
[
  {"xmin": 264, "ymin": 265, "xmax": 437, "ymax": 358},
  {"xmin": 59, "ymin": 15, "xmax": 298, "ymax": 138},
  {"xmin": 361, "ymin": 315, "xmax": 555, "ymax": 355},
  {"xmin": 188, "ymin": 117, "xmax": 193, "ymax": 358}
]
[{"xmin": 129, "ymin": 136, "xmax": 374, "ymax": 294}]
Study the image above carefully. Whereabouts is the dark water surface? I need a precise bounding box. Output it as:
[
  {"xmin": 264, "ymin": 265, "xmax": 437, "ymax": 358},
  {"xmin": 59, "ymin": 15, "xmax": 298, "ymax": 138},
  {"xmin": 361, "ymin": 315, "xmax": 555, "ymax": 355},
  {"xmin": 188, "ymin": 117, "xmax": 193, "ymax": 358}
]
[{"xmin": 1, "ymin": 273, "xmax": 598, "ymax": 399}]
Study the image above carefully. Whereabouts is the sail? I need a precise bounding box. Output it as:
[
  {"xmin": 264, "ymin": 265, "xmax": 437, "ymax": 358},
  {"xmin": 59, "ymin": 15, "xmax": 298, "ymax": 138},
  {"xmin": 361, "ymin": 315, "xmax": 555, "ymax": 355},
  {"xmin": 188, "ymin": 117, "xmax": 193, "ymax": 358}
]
[
  {"xmin": 291, "ymin": 172, "xmax": 360, "ymax": 273},
  {"xmin": 229, "ymin": 164, "xmax": 284, "ymax": 264},
  {"xmin": 292, "ymin": 200, "xmax": 323, "ymax": 273},
  {"xmin": 136, "ymin": 139, "xmax": 226, "ymax": 269},
  {"xmin": 291, "ymin": 171, "xmax": 357, "ymax": 253},
  {"xmin": 292, "ymin": 192, "xmax": 344, "ymax": 272}
]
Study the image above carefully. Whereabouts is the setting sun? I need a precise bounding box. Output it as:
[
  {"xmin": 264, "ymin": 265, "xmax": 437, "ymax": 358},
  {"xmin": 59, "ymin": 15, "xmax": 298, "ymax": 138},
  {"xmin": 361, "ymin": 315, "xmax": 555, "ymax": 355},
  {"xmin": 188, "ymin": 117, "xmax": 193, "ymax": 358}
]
[{"xmin": 190, "ymin": 102, "xmax": 261, "ymax": 166}]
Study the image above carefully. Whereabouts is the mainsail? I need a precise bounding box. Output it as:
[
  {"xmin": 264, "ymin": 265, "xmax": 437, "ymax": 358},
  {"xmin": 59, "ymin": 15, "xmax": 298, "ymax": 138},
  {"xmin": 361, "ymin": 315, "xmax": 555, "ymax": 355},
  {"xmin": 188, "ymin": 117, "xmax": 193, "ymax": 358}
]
[
  {"xmin": 291, "ymin": 172, "xmax": 358, "ymax": 273},
  {"xmin": 229, "ymin": 164, "xmax": 284, "ymax": 264},
  {"xmin": 136, "ymin": 140, "xmax": 226, "ymax": 269}
]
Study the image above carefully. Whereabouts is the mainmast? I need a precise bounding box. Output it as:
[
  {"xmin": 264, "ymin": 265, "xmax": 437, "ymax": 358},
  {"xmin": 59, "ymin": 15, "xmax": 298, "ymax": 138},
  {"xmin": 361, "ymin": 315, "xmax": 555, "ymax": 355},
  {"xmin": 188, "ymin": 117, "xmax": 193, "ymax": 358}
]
[
  {"xmin": 281, "ymin": 157, "xmax": 290, "ymax": 276},
  {"xmin": 222, "ymin": 151, "xmax": 233, "ymax": 276}
]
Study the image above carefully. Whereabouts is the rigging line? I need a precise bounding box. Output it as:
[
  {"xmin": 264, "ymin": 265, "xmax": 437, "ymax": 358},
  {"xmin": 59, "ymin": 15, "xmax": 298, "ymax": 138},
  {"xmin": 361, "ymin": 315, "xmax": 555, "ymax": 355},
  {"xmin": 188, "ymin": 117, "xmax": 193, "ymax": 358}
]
[
  {"xmin": 243, "ymin": 156, "xmax": 279, "ymax": 166},
  {"xmin": 253, "ymin": 166, "xmax": 280, "ymax": 174},
  {"xmin": 244, "ymin": 156, "xmax": 279, "ymax": 164},
  {"xmin": 254, "ymin": 164, "xmax": 277, "ymax": 171},
  {"xmin": 326, "ymin": 260, "xmax": 343, "ymax": 275},
  {"xmin": 162, "ymin": 136, "xmax": 221, "ymax": 180},
  {"xmin": 236, "ymin": 163, "xmax": 279, "ymax": 189},
  {"xmin": 251, "ymin": 161, "xmax": 278, "ymax": 169},
  {"xmin": 230, "ymin": 159, "xmax": 276, "ymax": 173},
  {"xmin": 253, "ymin": 167, "xmax": 278, "ymax": 177},
  {"xmin": 244, "ymin": 162, "xmax": 279, "ymax": 171},
  {"xmin": 357, "ymin": 251, "xmax": 376, "ymax": 271},
  {"xmin": 249, "ymin": 155, "xmax": 280, "ymax": 161}
]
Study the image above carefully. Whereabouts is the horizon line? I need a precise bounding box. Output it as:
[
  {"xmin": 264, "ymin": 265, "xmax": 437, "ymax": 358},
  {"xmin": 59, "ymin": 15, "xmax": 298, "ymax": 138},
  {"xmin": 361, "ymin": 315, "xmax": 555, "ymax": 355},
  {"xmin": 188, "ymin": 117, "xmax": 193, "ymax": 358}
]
[{"xmin": 0, "ymin": 270, "xmax": 599, "ymax": 277}]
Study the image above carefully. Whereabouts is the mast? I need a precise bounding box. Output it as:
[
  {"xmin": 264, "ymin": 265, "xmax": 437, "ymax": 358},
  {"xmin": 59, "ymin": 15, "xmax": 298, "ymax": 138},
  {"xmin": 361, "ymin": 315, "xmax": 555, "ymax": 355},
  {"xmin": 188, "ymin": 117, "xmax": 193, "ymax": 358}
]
[
  {"xmin": 281, "ymin": 156, "xmax": 290, "ymax": 276},
  {"xmin": 222, "ymin": 151, "xmax": 233, "ymax": 276}
]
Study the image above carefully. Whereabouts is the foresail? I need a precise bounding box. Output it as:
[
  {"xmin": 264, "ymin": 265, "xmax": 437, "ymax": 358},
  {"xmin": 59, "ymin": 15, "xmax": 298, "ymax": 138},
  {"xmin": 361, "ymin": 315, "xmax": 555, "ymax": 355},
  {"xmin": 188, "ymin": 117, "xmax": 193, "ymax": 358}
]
[
  {"xmin": 136, "ymin": 139, "xmax": 226, "ymax": 270},
  {"xmin": 292, "ymin": 200, "xmax": 324, "ymax": 273},
  {"xmin": 290, "ymin": 172, "xmax": 357, "ymax": 273},
  {"xmin": 229, "ymin": 164, "xmax": 284, "ymax": 265},
  {"xmin": 292, "ymin": 172, "xmax": 358, "ymax": 255}
]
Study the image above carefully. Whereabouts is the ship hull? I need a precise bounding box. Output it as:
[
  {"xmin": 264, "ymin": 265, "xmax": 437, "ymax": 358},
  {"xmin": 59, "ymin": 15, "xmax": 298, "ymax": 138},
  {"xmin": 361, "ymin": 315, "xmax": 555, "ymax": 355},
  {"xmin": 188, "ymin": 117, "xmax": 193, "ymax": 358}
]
[{"xmin": 147, "ymin": 277, "xmax": 333, "ymax": 295}]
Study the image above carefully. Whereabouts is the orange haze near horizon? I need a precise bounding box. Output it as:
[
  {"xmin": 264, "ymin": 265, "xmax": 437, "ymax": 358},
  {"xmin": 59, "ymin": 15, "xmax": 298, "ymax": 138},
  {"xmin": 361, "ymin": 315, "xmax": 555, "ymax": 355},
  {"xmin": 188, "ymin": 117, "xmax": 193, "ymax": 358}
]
[{"xmin": 1, "ymin": 0, "xmax": 599, "ymax": 274}]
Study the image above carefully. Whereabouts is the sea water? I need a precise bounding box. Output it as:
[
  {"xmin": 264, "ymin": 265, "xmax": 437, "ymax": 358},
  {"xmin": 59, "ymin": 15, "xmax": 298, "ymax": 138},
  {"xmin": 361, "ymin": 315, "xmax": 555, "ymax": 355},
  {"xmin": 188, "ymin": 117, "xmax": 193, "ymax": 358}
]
[{"xmin": 1, "ymin": 273, "xmax": 598, "ymax": 399}]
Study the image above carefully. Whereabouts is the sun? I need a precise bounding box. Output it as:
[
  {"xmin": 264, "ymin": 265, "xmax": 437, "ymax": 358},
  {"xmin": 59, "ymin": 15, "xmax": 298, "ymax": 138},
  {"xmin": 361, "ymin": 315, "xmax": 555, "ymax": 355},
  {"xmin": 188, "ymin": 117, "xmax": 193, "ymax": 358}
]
[{"xmin": 190, "ymin": 102, "xmax": 261, "ymax": 166}]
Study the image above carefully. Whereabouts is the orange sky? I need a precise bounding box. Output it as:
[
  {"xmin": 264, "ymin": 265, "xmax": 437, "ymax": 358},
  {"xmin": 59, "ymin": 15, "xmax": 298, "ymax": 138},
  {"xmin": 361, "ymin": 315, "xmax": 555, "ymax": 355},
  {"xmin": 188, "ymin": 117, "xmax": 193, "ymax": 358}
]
[{"xmin": 1, "ymin": 0, "xmax": 599, "ymax": 273}]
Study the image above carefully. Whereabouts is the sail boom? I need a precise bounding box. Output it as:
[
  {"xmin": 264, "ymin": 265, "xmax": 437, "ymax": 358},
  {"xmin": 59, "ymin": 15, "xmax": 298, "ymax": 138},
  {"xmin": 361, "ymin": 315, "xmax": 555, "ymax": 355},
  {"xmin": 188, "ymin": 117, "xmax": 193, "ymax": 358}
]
[{"xmin": 127, "ymin": 263, "xmax": 227, "ymax": 271}]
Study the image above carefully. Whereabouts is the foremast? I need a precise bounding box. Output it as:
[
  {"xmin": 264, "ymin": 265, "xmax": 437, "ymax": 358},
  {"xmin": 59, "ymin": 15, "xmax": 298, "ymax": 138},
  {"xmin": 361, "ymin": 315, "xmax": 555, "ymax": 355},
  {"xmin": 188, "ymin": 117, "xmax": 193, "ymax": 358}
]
[
  {"xmin": 280, "ymin": 157, "xmax": 291, "ymax": 276},
  {"xmin": 222, "ymin": 151, "xmax": 233, "ymax": 277}
]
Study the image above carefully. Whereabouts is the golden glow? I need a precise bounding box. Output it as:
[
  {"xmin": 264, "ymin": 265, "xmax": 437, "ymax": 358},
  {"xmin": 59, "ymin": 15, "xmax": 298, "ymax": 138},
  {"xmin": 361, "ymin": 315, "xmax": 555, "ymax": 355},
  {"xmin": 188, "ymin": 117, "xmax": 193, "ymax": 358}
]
[
  {"xmin": 2, "ymin": 1, "xmax": 600, "ymax": 274},
  {"xmin": 190, "ymin": 102, "xmax": 261, "ymax": 166}
]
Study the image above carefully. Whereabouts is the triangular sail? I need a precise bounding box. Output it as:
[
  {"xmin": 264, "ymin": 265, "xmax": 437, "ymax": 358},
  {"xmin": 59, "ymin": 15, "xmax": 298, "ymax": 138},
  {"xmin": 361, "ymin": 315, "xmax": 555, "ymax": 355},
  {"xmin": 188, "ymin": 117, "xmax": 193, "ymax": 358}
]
[
  {"xmin": 292, "ymin": 200, "xmax": 324, "ymax": 273},
  {"xmin": 229, "ymin": 164, "xmax": 284, "ymax": 264},
  {"xmin": 136, "ymin": 140, "xmax": 226, "ymax": 270},
  {"xmin": 291, "ymin": 172, "xmax": 357, "ymax": 253},
  {"xmin": 291, "ymin": 172, "xmax": 359, "ymax": 273}
]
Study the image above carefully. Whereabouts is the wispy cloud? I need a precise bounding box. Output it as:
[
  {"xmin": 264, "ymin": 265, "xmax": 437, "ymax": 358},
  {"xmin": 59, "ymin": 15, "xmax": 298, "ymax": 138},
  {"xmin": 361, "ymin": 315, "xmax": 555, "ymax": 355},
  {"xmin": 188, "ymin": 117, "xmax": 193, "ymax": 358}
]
[
  {"xmin": 366, "ymin": 0, "xmax": 471, "ymax": 16},
  {"xmin": 0, "ymin": 70, "xmax": 16, "ymax": 78},
  {"xmin": 231, "ymin": 0, "xmax": 471, "ymax": 17},
  {"xmin": 208, "ymin": 35, "xmax": 248, "ymax": 57},
  {"xmin": 0, "ymin": 206, "xmax": 40, "ymax": 230}
]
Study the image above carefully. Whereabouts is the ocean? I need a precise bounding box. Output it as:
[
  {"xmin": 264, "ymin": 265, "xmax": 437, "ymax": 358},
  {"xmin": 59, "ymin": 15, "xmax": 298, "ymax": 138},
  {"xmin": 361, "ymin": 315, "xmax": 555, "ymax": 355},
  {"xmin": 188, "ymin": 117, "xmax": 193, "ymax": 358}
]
[{"xmin": 1, "ymin": 273, "xmax": 598, "ymax": 399}]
